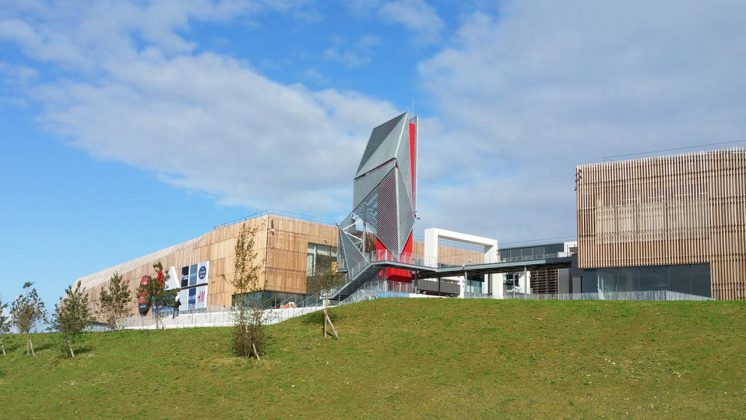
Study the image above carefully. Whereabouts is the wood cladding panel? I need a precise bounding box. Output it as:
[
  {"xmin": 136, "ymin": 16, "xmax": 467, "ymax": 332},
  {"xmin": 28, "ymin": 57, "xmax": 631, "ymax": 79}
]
[
  {"xmin": 530, "ymin": 268, "xmax": 558, "ymax": 295},
  {"xmin": 576, "ymin": 149, "xmax": 746, "ymax": 299},
  {"xmin": 77, "ymin": 215, "xmax": 340, "ymax": 317}
]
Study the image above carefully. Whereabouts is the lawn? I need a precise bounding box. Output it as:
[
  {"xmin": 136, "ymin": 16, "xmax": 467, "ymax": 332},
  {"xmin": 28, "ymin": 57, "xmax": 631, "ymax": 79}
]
[{"xmin": 1, "ymin": 299, "xmax": 745, "ymax": 418}]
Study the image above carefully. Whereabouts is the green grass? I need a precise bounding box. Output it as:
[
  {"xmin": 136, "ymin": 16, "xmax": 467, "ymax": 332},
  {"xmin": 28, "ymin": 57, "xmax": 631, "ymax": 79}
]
[{"xmin": 1, "ymin": 299, "xmax": 745, "ymax": 418}]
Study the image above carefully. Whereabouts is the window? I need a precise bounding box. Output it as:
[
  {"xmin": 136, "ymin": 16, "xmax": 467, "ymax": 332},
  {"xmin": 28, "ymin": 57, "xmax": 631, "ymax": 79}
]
[
  {"xmin": 181, "ymin": 266, "xmax": 189, "ymax": 288},
  {"xmin": 306, "ymin": 243, "xmax": 338, "ymax": 278},
  {"xmin": 189, "ymin": 264, "xmax": 198, "ymax": 286},
  {"xmin": 581, "ymin": 264, "xmax": 710, "ymax": 297}
]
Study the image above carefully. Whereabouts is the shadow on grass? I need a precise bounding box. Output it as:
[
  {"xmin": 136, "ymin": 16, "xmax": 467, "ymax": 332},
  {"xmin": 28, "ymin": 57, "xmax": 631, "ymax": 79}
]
[
  {"xmin": 3, "ymin": 342, "xmax": 21, "ymax": 353},
  {"xmin": 300, "ymin": 309, "xmax": 344, "ymax": 326},
  {"xmin": 73, "ymin": 345, "xmax": 93, "ymax": 355},
  {"xmin": 33, "ymin": 342, "xmax": 55, "ymax": 352}
]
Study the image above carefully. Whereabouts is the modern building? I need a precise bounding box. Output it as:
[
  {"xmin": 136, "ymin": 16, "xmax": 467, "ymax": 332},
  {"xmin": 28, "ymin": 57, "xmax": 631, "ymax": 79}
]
[
  {"xmin": 576, "ymin": 149, "xmax": 746, "ymax": 300},
  {"xmin": 336, "ymin": 112, "xmax": 419, "ymax": 299},
  {"xmin": 499, "ymin": 242, "xmax": 579, "ymax": 295},
  {"xmin": 78, "ymin": 117, "xmax": 744, "ymax": 322},
  {"xmin": 78, "ymin": 212, "xmax": 339, "ymax": 315}
]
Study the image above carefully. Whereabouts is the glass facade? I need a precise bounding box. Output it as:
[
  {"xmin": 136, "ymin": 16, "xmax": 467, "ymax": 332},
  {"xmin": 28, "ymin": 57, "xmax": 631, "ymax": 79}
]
[
  {"xmin": 581, "ymin": 264, "xmax": 710, "ymax": 297},
  {"xmin": 232, "ymin": 291, "xmax": 318, "ymax": 309},
  {"xmin": 500, "ymin": 243, "xmax": 565, "ymax": 262},
  {"xmin": 465, "ymin": 279, "xmax": 483, "ymax": 294},
  {"xmin": 306, "ymin": 242, "xmax": 337, "ymax": 277}
]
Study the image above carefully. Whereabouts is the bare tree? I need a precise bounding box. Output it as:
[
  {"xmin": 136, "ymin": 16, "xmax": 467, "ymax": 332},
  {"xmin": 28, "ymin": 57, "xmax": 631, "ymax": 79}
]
[
  {"xmin": 53, "ymin": 281, "xmax": 94, "ymax": 358},
  {"xmin": 98, "ymin": 272, "xmax": 132, "ymax": 330},
  {"xmin": 136, "ymin": 262, "xmax": 176, "ymax": 330},
  {"xmin": 307, "ymin": 265, "xmax": 345, "ymax": 339},
  {"xmin": 11, "ymin": 282, "xmax": 47, "ymax": 357},
  {"xmin": 0, "ymin": 297, "xmax": 10, "ymax": 357},
  {"xmin": 231, "ymin": 222, "xmax": 264, "ymax": 359}
]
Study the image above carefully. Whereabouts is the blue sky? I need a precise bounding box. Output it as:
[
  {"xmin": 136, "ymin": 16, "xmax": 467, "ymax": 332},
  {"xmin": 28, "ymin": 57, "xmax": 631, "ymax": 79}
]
[{"xmin": 1, "ymin": 0, "xmax": 745, "ymax": 310}]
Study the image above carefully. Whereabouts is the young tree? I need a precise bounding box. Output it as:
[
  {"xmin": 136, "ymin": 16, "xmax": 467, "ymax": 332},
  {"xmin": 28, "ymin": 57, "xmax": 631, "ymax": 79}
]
[
  {"xmin": 53, "ymin": 281, "xmax": 94, "ymax": 358},
  {"xmin": 99, "ymin": 272, "xmax": 132, "ymax": 330},
  {"xmin": 11, "ymin": 282, "xmax": 47, "ymax": 357},
  {"xmin": 136, "ymin": 262, "xmax": 176, "ymax": 330},
  {"xmin": 307, "ymin": 265, "xmax": 345, "ymax": 339},
  {"xmin": 231, "ymin": 222, "xmax": 264, "ymax": 359},
  {"xmin": 0, "ymin": 297, "xmax": 10, "ymax": 357}
]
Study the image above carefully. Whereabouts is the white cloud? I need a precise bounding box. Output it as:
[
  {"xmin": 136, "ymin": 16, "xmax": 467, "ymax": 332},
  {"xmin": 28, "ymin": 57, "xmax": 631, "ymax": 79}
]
[
  {"xmin": 415, "ymin": 1, "xmax": 746, "ymax": 242},
  {"xmin": 32, "ymin": 52, "xmax": 397, "ymax": 214},
  {"xmin": 344, "ymin": 0, "xmax": 444, "ymax": 44},
  {"xmin": 3, "ymin": 0, "xmax": 746, "ymax": 247},
  {"xmin": 323, "ymin": 35, "xmax": 381, "ymax": 68},
  {"xmin": 0, "ymin": 1, "xmax": 313, "ymax": 68},
  {"xmin": 1, "ymin": 1, "xmax": 397, "ymax": 216},
  {"xmin": 379, "ymin": 0, "xmax": 444, "ymax": 44}
]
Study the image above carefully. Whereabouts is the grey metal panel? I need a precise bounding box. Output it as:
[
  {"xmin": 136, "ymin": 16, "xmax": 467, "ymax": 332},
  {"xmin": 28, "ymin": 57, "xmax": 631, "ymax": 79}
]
[
  {"xmin": 416, "ymin": 279, "xmax": 460, "ymax": 295},
  {"xmin": 395, "ymin": 123, "xmax": 413, "ymax": 205},
  {"xmin": 356, "ymin": 114, "xmax": 407, "ymax": 177},
  {"xmin": 356, "ymin": 112, "xmax": 407, "ymax": 174},
  {"xmin": 396, "ymin": 168, "xmax": 415, "ymax": 255},
  {"xmin": 352, "ymin": 160, "xmax": 395, "ymax": 209},
  {"xmin": 336, "ymin": 228, "xmax": 346, "ymax": 271},
  {"xmin": 339, "ymin": 229, "xmax": 366, "ymax": 279},
  {"xmin": 352, "ymin": 186, "xmax": 379, "ymax": 234},
  {"xmin": 376, "ymin": 169, "xmax": 399, "ymax": 253}
]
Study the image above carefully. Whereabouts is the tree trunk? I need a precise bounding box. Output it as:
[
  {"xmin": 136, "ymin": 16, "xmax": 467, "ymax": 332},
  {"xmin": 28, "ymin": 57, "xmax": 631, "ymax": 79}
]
[
  {"xmin": 322, "ymin": 297, "xmax": 328, "ymax": 337},
  {"xmin": 322, "ymin": 308, "xmax": 327, "ymax": 337},
  {"xmin": 28, "ymin": 336, "xmax": 36, "ymax": 357},
  {"xmin": 68, "ymin": 339, "xmax": 75, "ymax": 358},
  {"xmin": 325, "ymin": 310, "xmax": 339, "ymax": 339},
  {"xmin": 252, "ymin": 342, "xmax": 261, "ymax": 361},
  {"xmin": 1, "ymin": 338, "xmax": 5, "ymax": 357}
]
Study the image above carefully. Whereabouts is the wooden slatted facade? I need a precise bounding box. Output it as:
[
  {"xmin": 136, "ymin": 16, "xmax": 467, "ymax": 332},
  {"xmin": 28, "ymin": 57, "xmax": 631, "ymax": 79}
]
[
  {"xmin": 77, "ymin": 214, "xmax": 338, "ymax": 316},
  {"xmin": 576, "ymin": 149, "xmax": 746, "ymax": 300}
]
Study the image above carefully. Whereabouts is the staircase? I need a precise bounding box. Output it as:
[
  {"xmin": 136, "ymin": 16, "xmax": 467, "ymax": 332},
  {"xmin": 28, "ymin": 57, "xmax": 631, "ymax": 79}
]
[{"xmin": 329, "ymin": 264, "xmax": 381, "ymax": 302}]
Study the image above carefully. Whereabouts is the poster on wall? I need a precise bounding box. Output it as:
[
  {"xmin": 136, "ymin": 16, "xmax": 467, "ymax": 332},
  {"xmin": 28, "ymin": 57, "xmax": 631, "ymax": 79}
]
[{"xmin": 178, "ymin": 261, "xmax": 209, "ymax": 311}]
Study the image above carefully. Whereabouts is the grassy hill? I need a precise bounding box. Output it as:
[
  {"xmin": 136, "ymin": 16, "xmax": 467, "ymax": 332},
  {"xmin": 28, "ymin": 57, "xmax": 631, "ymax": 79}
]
[{"xmin": 1, "ymin": 299, "xmax": 745, "ymax": 418}]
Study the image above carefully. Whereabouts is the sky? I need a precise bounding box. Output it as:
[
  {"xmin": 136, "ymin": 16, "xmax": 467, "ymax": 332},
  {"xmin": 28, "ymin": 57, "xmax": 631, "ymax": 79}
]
[{"xmin": 1, "ymin": 0, "xmax": 745, "ymax": 310}]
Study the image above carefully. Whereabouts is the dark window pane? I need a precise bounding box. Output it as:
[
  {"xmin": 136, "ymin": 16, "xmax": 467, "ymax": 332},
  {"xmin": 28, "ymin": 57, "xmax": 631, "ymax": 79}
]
[{"xmin": 181, "ymin": 266, "xmax": 189, "ymax": 288}]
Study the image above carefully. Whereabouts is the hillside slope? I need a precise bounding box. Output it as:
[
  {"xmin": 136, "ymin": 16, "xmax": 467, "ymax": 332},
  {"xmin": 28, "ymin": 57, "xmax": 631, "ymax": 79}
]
[{"xmin": 1, "ymin": 299, "xmax": 745, "ymax": 418}]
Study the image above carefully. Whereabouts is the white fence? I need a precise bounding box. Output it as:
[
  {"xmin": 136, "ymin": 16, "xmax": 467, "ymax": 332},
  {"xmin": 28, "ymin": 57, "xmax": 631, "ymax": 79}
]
[
  {"xmin": 120, "ymin": 288, "xmax": 709, "ymax": 330},
  {"xmin": 122, "ymin": 305, "xmax": 324, "ymax": 330},
  {"xmin": 500, "ymin": 290, "xmax": 711, "ymax": 301}
]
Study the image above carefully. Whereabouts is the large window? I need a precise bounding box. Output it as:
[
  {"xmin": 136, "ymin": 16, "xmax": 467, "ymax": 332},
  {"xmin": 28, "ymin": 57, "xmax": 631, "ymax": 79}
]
[
  {"xmin": 465, "ymin": 279, "xmax": 483, "ymax": 294},
  {"xmin": 232, "ymin": 291, "xmax": 317, "ymax": 309},
  {"xmin": 581, "ymin": 264, "xmax": 710, "ymax": 297},
  {"xmin": 306, "ymin": 242, "xmax": 337, "ymax": 277}
]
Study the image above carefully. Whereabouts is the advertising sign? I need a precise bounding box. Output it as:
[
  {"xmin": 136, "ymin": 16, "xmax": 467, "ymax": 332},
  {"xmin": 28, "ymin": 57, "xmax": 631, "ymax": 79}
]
[{"xmin": 177, "ymin": 261, "xmax": 209, "ymax": 311}]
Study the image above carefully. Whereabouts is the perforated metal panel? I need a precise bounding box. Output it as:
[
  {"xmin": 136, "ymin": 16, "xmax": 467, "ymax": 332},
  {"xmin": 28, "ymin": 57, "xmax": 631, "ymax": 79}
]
[
  {"xmin": 396, "ymin": 168, "xmax": 415, "ymax": 255},
  {"xmin": 376, "ymin": 169, "xmax": 398, "ymax": 253},
  {"xmin": 353, "ymin": 160, "xmax": 395, "ymax": 209},
  {"xmin": 396, "ymin": 127, "xmax": 413, "ymax": 204},
  {"xmin": 339, "ymin": 230, "xmax": 366, "ymax": 278},
  {"xmin": 352, "ymin": 185, "xmax": 380, "ymax": 234}
]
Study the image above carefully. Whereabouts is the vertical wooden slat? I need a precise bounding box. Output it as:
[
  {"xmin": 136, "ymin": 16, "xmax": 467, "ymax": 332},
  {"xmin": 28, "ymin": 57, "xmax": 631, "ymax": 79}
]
[{"xmin": 577, "ymin": 149, "xmax": 746, "ymax": 300}]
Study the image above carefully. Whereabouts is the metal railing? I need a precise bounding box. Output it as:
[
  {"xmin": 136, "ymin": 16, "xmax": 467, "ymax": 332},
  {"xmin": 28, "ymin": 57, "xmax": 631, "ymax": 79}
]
[
  {"xmin": 499, "ymin": 290, "xmax": 711, "ymax": 301},
  {"xmin": 363, "ymin": 250, "xmax": 573, "ymax": 268},
  {"xmin": 212, "ymin": 209, "xmax": 337, "ymax": 230},
  {"xmin": 119, "ymin": 287, "xmax": 711, "ymax": 330},
  {"xmin": 339, "ymin": 279, "xmax": 416, "ymax": 305}
]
